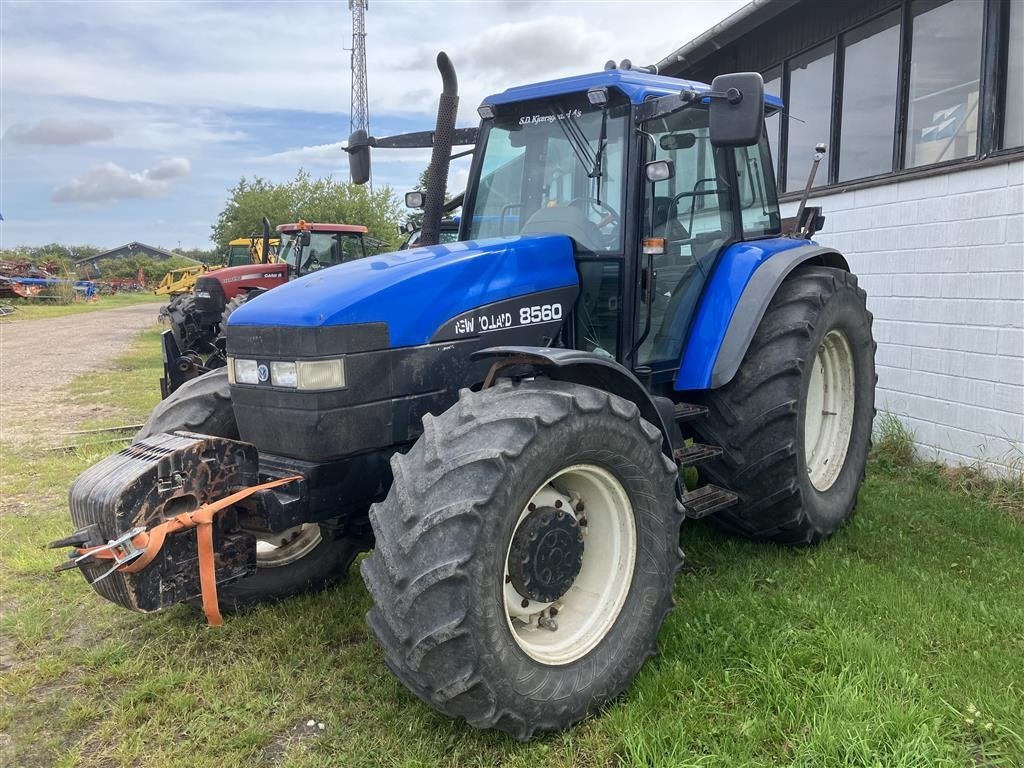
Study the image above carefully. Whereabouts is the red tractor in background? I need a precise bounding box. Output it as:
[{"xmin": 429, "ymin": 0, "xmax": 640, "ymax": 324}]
[{"xmin": 161, "ymin": 219, "xmax": 373, "ymax": 397}]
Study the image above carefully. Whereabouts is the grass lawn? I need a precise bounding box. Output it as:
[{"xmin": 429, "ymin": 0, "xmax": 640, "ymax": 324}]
[
  {"xmin": 1, "ymin": 329, "xmax": 1021, "ymax": 767},
  {"xmin": 0, "ymin": 292, "xmax": 165, "ymax": 323}
]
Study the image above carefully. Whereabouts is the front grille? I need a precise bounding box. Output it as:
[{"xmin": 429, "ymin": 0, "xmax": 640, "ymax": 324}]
[{"xmin": 194, "ymin": 277, "xmax": 225, "ymax": 315}]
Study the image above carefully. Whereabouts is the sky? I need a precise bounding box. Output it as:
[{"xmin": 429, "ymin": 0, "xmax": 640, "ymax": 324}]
[{"xmin": 0, "ymin": 0, "xmax": 746, "ymax": 250}]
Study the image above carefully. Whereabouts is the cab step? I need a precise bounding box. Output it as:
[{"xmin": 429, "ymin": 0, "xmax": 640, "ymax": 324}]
[
  {"xmin": 681, "ymin": 484, "xmax": 739, "ymax": 519},
  {"xmin": 672, "ymin": 402, "xmax": 708, "ymax": 422},
  {"xmin": 673, "ymin": 443, "xmax": 723, "ymax": 467}
]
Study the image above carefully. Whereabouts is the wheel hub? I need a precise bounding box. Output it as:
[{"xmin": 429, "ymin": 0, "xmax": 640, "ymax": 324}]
[{"xmin": 507, "ymin": 506, "xmax": 584, "ymax": 603}]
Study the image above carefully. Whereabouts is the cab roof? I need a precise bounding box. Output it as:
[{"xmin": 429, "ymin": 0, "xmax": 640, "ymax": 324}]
[
  {"xmin": 276, "ymin": 223, "xmax": 368, "ymax": 234},
  {"xmin": 483, "ymin": 69, "xmax": 784, "ymax": 110}
]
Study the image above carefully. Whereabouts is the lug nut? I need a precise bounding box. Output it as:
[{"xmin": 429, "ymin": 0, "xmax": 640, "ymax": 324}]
[
  {"xmin": 505, "ymin": 574, "xmax": 512, "ymax": 584},
  {"xmin": 554, "ymin": 500, "xmax": 562, "ymax": 508},
  {"xmin": 575, "ymin": 501, "xmax": 585, "ymax": 513},
  {"xmin": 549, "ymin": 607, "xmax": 558, "ymax": 617},
  {"xmin": 521, "ymin": 598, "xmax": 529, "ymax": 608},
  {"xmin": 528, "ymin": 503, "xmax": 536, "ymax": 511}
]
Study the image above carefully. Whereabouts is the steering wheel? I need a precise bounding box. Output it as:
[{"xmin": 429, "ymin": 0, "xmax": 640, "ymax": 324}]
[{"xmin": 569, "ymin": 197, "xmax": 620, "ymax": 231}]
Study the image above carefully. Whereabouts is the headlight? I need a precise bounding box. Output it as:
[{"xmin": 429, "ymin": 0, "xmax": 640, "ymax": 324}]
[
  {"xmin": 270, "ymin": 361, "xmax": 297, "ymax": 388},
  {"xmin": 231, "ymin": 358, "xmax": 259, "ymax": 385},
  {"xmin": 296, "ymin": 358, "xmax": 345, "ymax": 390},
  {"xmin": 227, "ymin": 356, "xmax": 345, "ymax": 390}
]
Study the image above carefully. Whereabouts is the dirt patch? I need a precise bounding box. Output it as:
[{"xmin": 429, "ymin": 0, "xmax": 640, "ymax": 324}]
[
  {"xmin": 260, "ymin": 719, "xmax": 327, "ymax": 766},
  {"xmin": 0, "ymin": 303, "xmax": 161, "ymax": 445}
]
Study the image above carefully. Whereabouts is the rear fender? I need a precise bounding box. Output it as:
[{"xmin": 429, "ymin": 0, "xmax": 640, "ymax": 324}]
[
  {"xmin": 676, "ymin": 241, "xmax": 849, "ymax": 390},
  {"xmin": 471, "ymin": 346, "xmax": 678, "ymax": 457}
]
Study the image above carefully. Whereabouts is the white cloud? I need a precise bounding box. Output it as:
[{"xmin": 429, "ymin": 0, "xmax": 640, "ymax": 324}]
[
  {"xmin": 252, "ymin": 142, "xmax": 347, "ymax": 166},
  {"xmin": 146, "ymin": 157, "xmax": 192, "ymax": 180},
  {"xmin": 4, "ymin": 117, "xmax": 113, "ymax": 145},
  {"xmin": 52, "ymin": 157, "xmax": 191, "ymax": 203}
]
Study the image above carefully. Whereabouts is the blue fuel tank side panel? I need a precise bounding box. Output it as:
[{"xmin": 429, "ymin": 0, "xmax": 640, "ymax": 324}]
[
  {"xmin": 228, "ymin": 235, "xmax": 579, "ymax": 349},
  {"xmin": 674, "ymin": 238, "xmax": 814, "ymax": 391}
]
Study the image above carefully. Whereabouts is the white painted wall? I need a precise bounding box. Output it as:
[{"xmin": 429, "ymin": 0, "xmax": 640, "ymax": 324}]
[{"xmin": 782, "ymin": 159, "xmax": 1024, "ymax": 474}]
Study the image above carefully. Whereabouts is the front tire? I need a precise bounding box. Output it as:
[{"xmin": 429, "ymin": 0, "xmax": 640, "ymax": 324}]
[
  {"xmin": 137, "ymin": 369, "xmax": 364, "ymax": 610},
  {"xmin": 361, "ymin": 379, "xmax": 682, "ymax": 739},
  {"xmin": 694, "ymin": 266, "xmax": 876, "ymax": 544}
]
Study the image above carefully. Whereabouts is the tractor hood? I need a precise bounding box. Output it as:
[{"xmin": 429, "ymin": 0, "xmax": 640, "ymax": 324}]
[
  {"xmin": 227, "ymin": 234, "xmax": 578, "ymax": 348},
  {"xmin": 205, "ymin": 263, "xmax": 288, "ymax": 285}
]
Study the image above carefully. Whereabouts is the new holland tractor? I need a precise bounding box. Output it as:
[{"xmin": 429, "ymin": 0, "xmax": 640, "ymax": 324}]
[{"xmin": 55, "ymin": 54, "xmax": 875, "ymax": 740}]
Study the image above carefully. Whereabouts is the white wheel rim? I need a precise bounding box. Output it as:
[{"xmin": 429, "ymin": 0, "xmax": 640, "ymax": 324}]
[
  {"xmin": 503, "ymin": 464, "xmax": 636, "ymax": 666},
  {"xmin": 804, "ymin": 329, "xmax": 856, "ymax": 491},
  {"xmin": 254, "ymin": 524, "xmax": 321, "ymax": 568}
]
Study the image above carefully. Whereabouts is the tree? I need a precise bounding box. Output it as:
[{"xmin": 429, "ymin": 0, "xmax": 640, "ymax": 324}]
[{"xmin": 211, "ymin": 170, "xmax": 404, "ymax": 253}]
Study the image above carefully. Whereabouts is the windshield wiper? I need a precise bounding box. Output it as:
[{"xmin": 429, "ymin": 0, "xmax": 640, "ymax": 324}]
[
  {"xmin": 590, "ymin": 106, "xmax": 608, "ymax": 203},
  {"xmin": 548, "ymin": 102, "xmax": 610, "ymax": 204},
  {"xmin": 550, "ymin": 105, "xmax": 596, "ymax": 178}
]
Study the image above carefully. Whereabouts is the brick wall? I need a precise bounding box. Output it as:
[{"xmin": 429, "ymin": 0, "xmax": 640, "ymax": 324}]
[{"xmin": 782, "ymin": 158, "xmax": 1024, "ymax": 474}]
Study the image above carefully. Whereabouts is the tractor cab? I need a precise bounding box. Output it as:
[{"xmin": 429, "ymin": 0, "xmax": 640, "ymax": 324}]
[
  {"xmin": 275, "ymin": 222, "xmax": 370, "ymax": 276},
  {"xmin": 225, "ymin": 236, "xmax": 281, "ymax": 267},
  {"xmin": 461, "ymin": 68, "xmax": 783, "ymax": 380}
]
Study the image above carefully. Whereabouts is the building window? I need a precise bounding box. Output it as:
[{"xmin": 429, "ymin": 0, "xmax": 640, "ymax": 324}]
[
  {"xmin": 785, "ymin": 41, "xmax": 834, "ymax": 192},
  {"xmin": 1003, "ymin": 0, "xmax": 1023, "ymax": 149},
  {"xmin": 839, "ymin": 10, "xmax": 901, "ymax": 181},
  {"xmin": 905, "ymin": 0, "xmax": 984, "ymax": 168},
  {"xmin": 763, "ymin": 66, "xmax": 782, "ymax": 177}
]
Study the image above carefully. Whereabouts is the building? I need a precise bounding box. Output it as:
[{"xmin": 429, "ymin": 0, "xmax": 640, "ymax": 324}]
[
  {"xmin": 74, "ymin": 241, "xmax": 179, "ymax": 267},
  {"xmin": 659, "ymin": 0, "xmax": 1023, "ymax": 473}
]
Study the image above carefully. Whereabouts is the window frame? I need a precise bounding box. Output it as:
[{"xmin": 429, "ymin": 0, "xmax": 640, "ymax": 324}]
[{"xmin": 750, "ymin": 0, "xmax": 1022, "ymax": 201}]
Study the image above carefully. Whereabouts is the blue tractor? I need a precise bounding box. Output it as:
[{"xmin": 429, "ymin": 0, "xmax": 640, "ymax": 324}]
[{"xmin": 57, "ymin": 54, "xmax": 875, "ymax": 739}]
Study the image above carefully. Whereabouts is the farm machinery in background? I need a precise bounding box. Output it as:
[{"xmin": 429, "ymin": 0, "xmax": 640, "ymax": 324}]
[
  {"xmin": 158, "ymin": 219, "xmax": 374, "ymax": 397},
  {"xmin": 153, "ymin": 264, "xmax": 214, "ymax": 298},
  {"xmin": 156, "ymin": 232, "xmax": 280, "ymax": 329},
  {"xmin": 56, "ymin": 53, "xmax": 875, "ymax": 740},
  {"xmin": 0, "ymin": 259, "xmax": 97, "ymax": 301}
]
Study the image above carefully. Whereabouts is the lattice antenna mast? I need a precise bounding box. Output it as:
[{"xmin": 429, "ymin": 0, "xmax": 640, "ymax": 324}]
[{"xmin": 349, "ymin": 0, "xmax": 370, "ymax": 184}]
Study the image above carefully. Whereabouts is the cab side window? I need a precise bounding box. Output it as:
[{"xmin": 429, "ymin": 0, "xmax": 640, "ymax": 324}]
[{"xmin": 735, "ymin": 134, "xmax": 781, "ymax": 238}]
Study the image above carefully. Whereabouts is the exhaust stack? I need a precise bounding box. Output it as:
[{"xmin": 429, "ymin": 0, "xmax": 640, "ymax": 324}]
[{"xmin": 420, "ymin": 52, "xmax": 458, "ymax": 247}]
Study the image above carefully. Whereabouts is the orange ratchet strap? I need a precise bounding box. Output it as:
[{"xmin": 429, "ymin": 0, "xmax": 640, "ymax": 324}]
[{"xmin": 74, "ymin": 475, "xmax": 302, "ymax": 627}]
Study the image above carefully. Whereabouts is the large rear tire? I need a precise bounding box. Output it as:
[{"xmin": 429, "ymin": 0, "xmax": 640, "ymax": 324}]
[
  {"xmin": 137, "ymin": 369, "xmax": 364, "ymax": 610},
  {"xmin": 694, "ymin": 266, "xmax": 875, "ymax": 544},
  {"xmin": 361, "ymin": 379, "xmax": 683, "ymax": 740}
]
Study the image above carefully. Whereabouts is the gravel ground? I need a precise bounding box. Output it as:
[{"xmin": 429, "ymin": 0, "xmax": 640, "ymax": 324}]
[{"xmin": 0, "ymin": 303, "xmax": 161, "ymax": 445}]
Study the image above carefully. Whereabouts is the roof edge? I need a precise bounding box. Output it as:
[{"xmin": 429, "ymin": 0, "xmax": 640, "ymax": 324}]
[{"xmin": 656, "ymin": 0, "xmax": 801, "ymax": 76}]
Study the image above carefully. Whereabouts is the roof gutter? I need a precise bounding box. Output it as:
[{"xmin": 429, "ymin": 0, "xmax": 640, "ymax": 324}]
[{"xmin": 656, "ymin": 0, "xmax": 801, "ymax": 76}]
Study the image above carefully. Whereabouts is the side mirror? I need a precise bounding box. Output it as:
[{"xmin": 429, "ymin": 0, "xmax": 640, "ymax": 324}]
[
  {"xmin": 659, "ymin": 132, "xmax": 697, "ymax": 151},
  {"xmin": 405, "ymin": 190, "xmax": 425, "ymax": 209},
  {"xmin": 299, "ymin": 231, "xmax": 312, "ymax": 247},
  {"xmin": 345, "ymin": 129, "xmax": 372, "ymax": 185},
  {"xmin": 645, "ymin": 159, "xmax": 675, "ymax": 183},
  {"xmin": 709, "ymin": 72, "xmax": 764, "ymax": 147}
]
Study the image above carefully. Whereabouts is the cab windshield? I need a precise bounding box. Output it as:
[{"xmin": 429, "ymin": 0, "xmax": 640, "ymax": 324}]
[
  {"xmin": 467, "ymin": 91, "xmax": 630, "ymax": 253},
  {"xmin": 279, "ymin": 232, "xmax": 366, "ymax": 274},
  {"xmin": 226, "ymin": 244, "xmax": 253, "ymax": 267}
]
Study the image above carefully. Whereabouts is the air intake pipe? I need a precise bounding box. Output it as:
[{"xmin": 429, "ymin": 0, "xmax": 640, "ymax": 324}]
[{"xmin": 420, "ymin": 52, "xmax": 458, "ymax": 247}]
